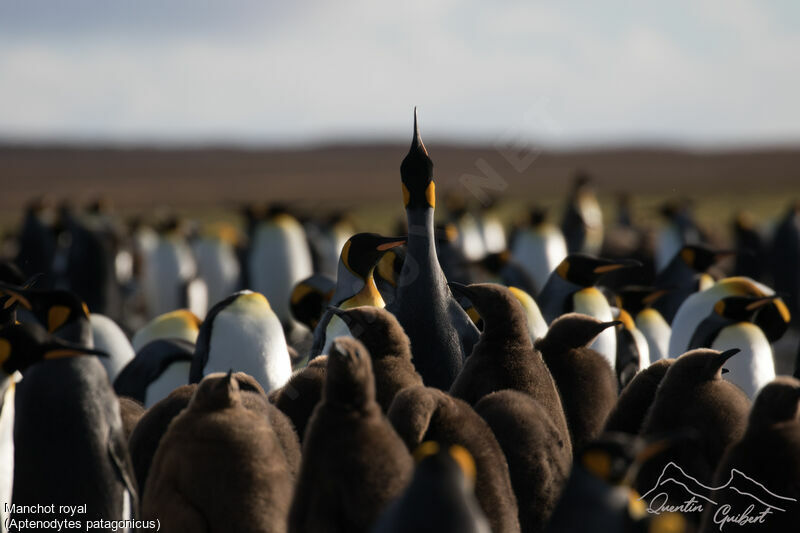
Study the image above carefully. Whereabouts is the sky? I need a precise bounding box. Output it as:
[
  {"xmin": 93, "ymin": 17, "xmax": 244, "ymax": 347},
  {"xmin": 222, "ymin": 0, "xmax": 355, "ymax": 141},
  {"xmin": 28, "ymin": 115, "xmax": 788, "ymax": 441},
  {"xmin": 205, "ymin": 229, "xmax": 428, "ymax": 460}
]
[{"xmin": 1, "ymin": 0, "xmax": 799, "ymax": 147}]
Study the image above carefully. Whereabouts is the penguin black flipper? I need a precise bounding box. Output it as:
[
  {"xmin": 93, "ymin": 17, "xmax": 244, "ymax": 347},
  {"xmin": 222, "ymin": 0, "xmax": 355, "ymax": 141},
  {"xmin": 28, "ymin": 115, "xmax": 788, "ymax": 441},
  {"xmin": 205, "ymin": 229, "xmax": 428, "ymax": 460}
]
[
  {"xmin": 189, "ymin": 292, "xmax": 239, "ymax": 383},
  {"xmin": 107, "ymin": 423, "xmax": 140, "ymax": 518},
  {"xmin": 309, "ymin": 308, "xmax": 335, "ymax": 357}
]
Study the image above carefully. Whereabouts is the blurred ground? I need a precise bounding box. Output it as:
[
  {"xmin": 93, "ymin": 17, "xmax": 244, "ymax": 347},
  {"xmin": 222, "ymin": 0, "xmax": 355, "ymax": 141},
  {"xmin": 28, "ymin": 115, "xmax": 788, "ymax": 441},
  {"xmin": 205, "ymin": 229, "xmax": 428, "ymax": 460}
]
[{"xmin": 2, "ymin": 143, "xmax": 799, "ymax": 236}]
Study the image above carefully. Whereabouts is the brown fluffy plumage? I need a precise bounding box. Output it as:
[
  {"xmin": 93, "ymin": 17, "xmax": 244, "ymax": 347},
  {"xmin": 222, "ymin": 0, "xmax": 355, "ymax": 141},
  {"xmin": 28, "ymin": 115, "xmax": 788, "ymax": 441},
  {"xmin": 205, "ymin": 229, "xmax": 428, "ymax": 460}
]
[
  {"xmin": 448, "ymin": 283, "xmax": 570, "ymax": 456},
  {"xmin": 269, "ymin": 355, "xmax": 327, "ymax": 442},
  {"xmin": 699, "ymin": 377, "xmax": 800, "ymax": 532},
  {"xmin": 388, "ymin": 385, "xmax": 521, "ymax": 533},
  {"xmin": 117, "ymin": 396, "xmax": 145, "ymax": 441},
  {"xmin": 475, "ymin": 390, "xmax": 572, "ymax": 533},
  {"xmin": 129, "ymin": 384, "xmax": 196, "ymax": 496},
  {"xmin": 604, "ymin": 358, "xmax": 673, "ymax": 435},
  {"xmin": 289, "ymin": 338, "xmax": 413, "ymax": 533},
  {"xmin": 143, "ymin": 372, "xmax": 294, "ymax": 533},
  {"xmin": 636, "ymin": 348, "xmax": 751, "ymax": 505},
  {"xmin": 535, "ymin": 313, "xmax": 619, "ymax": 452},
  {"xmin": 331, "ymin": 306, "xmax": 423, "ymax": 411}
]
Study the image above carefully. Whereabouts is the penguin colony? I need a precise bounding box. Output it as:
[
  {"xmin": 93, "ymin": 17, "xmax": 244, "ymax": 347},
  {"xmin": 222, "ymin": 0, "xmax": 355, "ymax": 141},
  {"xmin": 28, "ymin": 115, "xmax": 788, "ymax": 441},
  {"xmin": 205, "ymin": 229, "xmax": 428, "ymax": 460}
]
[{"xmin": 1, "ymin": 110, "xmax": 800, "ymax": 533}]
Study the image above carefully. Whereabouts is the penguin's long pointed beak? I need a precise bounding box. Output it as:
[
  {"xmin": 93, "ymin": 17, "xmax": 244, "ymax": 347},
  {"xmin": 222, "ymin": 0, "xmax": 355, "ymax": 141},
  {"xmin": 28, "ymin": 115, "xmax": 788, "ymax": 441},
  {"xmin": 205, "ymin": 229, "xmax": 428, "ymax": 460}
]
[
  {"xmin": 375, "ymin": 237, "xmax": 407, "ymax": 251},
  {"xmin": 593, "ymin": 259, "xmax": 642, "ymax": 274},
  {"xmin": 745, "ymin": 296, "xmax": 777, "ymax": 311},
  {"xmin": 447, "ymin": 282, "xmax": 474, "ymax": 300},
  {"xmin": 0, "ymin": 282, "xmax": 33, "ymax": 311}
]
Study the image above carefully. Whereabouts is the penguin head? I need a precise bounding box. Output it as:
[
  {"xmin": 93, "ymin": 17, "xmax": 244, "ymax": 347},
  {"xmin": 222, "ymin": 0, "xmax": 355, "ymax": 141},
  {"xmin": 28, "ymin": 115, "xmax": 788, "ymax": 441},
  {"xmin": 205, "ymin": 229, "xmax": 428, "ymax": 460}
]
[
  {"xmin": 0, "ymin": 321, "xmax": 107, "ymax": 376},
  {"xmin": 616, "ymin": 286, "xmax": 669, "ymax": 315},
  {"xmin": 579, "ymin": 433, "xmax": 641, "ymax": 485},
  {"xmin": 290, "ymin": 274, "xmax": 336, "ymax": 330},
  {"xmin": 0, "ymin": 282, "xmax": 89, "ymax": 335},
  {"xmin": 712, "ymin": 277, "xmax": 791, "ymax": 342},
  {"xmin": 0, "ymin": 265, "xmax": 37, "ymax": 325},
  {"xmin": 412, "ymin": 441, "xmax": 477, "ymax": 490},
  {"xmin": 191, "ymin": 370, "xmax": 244, "ymax": 411},
  {"xmin": 448, "ymin": 282, "xmax": 527, "ymax": 335},
  {"xmin": 748, "ymin": 376, "xmax": 800, "ymax": 430},
  {"xmin": 132, "ymin": 309, "xmax": 202, "ymax": 351},
  {"xmin": 480, "ymin": 251, "xmax": 512, "ymax": 274},
  {"xmin": 324, "ymin": 337, "xmax": 375, "ymax": 409},
  {"xmin": 340, "ymin": 233, "xmax": 407, "ymax": 280},
  {"xmin": 711, "ymin": 295, "xmax": 777, "ymax": 323},
  {"xmin": 329, "ymin": 306, "xmax": 412, "ymax": 360},
  {"xmin": 554, "ymin": 254, "xmax": 641, "ymax": 287},
  {"xmin": 671, "ymin": 348, "xmax": 741, "ymax": 382},
  {"xmin": 536, "ymin": 313, "xmax": 621, "ymax": 352},
  {"xmin": 400, "ymin": 108, "xmax": 435, "ymax": 211},
  {"xmin": 374, "ymin": 247, "xmax": 405, "ymax": 290},
  {"xmin": 676, "ymin": 244, "xmax": 734, "ymax": 272}
]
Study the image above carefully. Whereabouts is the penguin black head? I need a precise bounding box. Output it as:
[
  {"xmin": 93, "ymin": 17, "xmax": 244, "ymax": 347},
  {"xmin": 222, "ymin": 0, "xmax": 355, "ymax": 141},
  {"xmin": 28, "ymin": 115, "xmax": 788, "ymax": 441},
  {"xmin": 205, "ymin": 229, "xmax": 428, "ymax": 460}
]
[
  {"xmin": 324, "ymin": 337, "xmax": 375, "ymax": 409},
  {"xmin": 480, "ymin": 251, "xmax": 512, "ymax": 274},
  {"xmin": 529, "ymin": 206, "xmax": 547, "ymax": 227},
  {"xmin": 616, "ymin": 286, "xmax": 669, "ymax": 315},
  {"xmin": 341, "ymin": 233, "xmax": 407, "ymax": 279},
  {"xmin": 748, "ymin": 376, "xmax": 800, "ymax": 431},
  {"xmin": 0, "ymin": 264, "xmax": 36, "ymax": 325},
  {"xmin": 0, "ymin": 281, "xmax": 89, "ymax": 334},
  {"xmin": 677, "ymin": 244, "xmax": 734, "ymax": 272},
  {"xmin": 447, "ymin": 282, "xmax": 527, "ymax": 334},
  {"xmin": 191, "ymin": 370, "xmax": 243, "ymax": 411},
  {"xmin": 329, "ymin": 306, "xmax": 412, "ymax": 360},
  {"xmin": 578, "ymin": 433, "xmax": 641, "ymax": 486},
  {"xmin": 555, "ymin": 254, "xmax": 641, "ymax": 287},
  {"xmin": 400, "ymin": 108, "xmax": 435, "ymax": 211},
  {"xmin": 375, "ymin": 247, "xmax": 406, "ymax": 290},
  {"xmin": 412, "ymin": 441, "xmax": 477, "ymax": 490},
  {"xmin": 290, "ymin": 274, "xmax": 336, "ymax": 330},
  {"xmin": 536, "ymin": 313, "xmax": 621, "ymax": 352},
  {"xmin": 0, "ymin": 321, "xmax": 107, "ymax": 376},
  {"xmin": 712, "ymin": 295, "xmax": 777, "ymax": 323},
  {"xmin": 670, "ymin": 348, "xmax": 741, "ymax": 383}
]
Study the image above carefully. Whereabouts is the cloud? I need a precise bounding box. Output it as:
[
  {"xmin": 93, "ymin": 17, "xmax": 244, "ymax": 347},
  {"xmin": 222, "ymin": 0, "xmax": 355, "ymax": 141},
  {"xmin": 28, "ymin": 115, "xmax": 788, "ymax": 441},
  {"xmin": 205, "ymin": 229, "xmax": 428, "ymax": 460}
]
[{"xmin": 0, "ymin": 0, "xmax": 798, "ymax": 145}]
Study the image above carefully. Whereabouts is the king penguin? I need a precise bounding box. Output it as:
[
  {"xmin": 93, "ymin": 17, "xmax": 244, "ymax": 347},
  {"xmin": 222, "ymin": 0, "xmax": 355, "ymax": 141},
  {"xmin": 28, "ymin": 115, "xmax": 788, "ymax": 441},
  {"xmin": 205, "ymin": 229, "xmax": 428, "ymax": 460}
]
[
  {"xmin": 604, "ymin": 359, "xmax": 674, "ymax": 435},
  {"xmin": 190, "ymin": 290, "xmax": 292, "ymax": 394},
  {"xmin": 247, "ymin": 206, "xmax": 314, "ymax": 331},
  {"xmin": 114, "ymin": 338, "xmax": 195, "ymax": 408},
  {"xmin": 698, "ymin": 377, "xmax": 800, "ymax": 533},
  {"xmin": 561, "ymin": 172, "xmax": 604, "ymax": 255},
  {"xmin": 289, "ymin": 337, "xmax": 413, "ymax": 533},
  {"xmin": 534, "ymin": 313, "xmax": 619, "ymax": 453},
  {"xmin": 90, "ymin": 313, "xmax": 135, "ymax": 382},
  {"xmin": 687, "ymin": 295, "xmax": 782, "ymax": 399},
  {"xmin": 131, "ymin": 308, "xmax": 202, "ymax": 352},
  {"xmin": 668, "ymin": 276, "xmax": 790, "ymax": 357},
  {"xmin": 510, "ymin": 207, "xmax": 568, "ymax": 296},
  {"xmin": 636, "ymin": 348, "xmax": 751, "ymax": 507},
  {"xmin": 191, "ymin": 223, "xmax": 242, "ymax": 307},
  {"xmin": 537, "ymin": 254, "xmax": 640, "ymax": 370},
  {"xmin": 371, "ymin": 442, "xmax": 491, "ymax": 533},
  {"xmin": 310, "ymin": 233, "xmax": 406, "ymax": 357},
  {"xmin": 1, "ymin": 321, "xmax": 137, "ymax": 527},
  {"xmin": 143, "ymin": 372, "xmax": 294, "ymax": 533},
  {"xmin": 387, "ymin": 109, "xmax": 479, "ymax": 389}
]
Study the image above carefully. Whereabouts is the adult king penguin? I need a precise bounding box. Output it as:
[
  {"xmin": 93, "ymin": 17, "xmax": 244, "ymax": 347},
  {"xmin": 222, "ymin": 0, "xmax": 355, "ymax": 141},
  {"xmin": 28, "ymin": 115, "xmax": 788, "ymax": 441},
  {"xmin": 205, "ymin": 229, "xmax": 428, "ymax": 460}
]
[
  {"xmin": 387, "ymin": 110, "xmax": 479, "ymax": 389},
  {"xmin": 537, "ymin": 254, "xmax": 640, "ymax": 370},
  {"xmin": 1, "ymin": 322, "xmax": 137, "ymax": 528},
  {"xmin": 510, "ymin": 208, "xmax": 568, "ymax": 296},
  {"xmin": 190, "ymin": 290, "xmax": 292, "ymax": 394},
  {"xmin": 687, "ymin": 295, "xmax": 781, "ymax": 399},
  {"xmin": 310, "ymin": 233, "xmax": 406, "ymax": 357}
]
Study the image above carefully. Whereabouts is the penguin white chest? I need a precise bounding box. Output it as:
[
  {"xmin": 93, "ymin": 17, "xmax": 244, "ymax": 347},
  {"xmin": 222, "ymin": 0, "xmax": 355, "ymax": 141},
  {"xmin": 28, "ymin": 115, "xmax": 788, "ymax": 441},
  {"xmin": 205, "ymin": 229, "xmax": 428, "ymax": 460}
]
[
  {"xmin": 145, "ymin": 361, "xmax": 192, "ymax": 408},
  {"xmin": 206, "ymin": 306, "xmax": 292, "ymax": 393},
  {"xmin": 712, "ymin": 322, "xmax": 775, "ymax": 400},
  {"xmin": 573, "ymin": 288, "xmax": 616, "ymax": 369}
]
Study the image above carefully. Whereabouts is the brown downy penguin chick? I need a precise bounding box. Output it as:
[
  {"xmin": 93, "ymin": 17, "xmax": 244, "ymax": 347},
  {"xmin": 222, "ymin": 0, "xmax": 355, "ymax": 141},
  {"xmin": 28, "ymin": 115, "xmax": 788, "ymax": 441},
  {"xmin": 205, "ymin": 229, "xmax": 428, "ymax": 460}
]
[
  {"xmin": 234, "ymin": 372, "xmax": 302, "ymax": 477},
  {"xmin": 118, "ymin": 396, "xmax": 145, "ymax": 440},
  {"xmin": 370, "ymin": 442, "xmax": 491, "ymax": 533},
  {"xmin": 534, "ymin": 313, "xmax": 619, "ymax": 453},
  {"xmin": 474, "ymin": 390, "xmax": 572, "ymax": 533},
  {"xmin": 269, "ymin": 354, "xmax": 327, "ymax": 442},
  {"xmin": 129, "ymin": 384, "xmax": 196, "ymax": 495},
  {"xmin": 699, "ymin": 377, "xmax": 800, "ymax": 533},
  {"xmin": 604, "ymin": 359, "xmax": 674, "ymax": 435},
  {"xmin": 388, "ymin": 385, "xmax": 521, "ymax": 533},
  {"xmin": 635, "ymin": 348, "xmax": 751, "ymax": 508},
  {"xmin": 330, "ymin": 306, "xmax": 423, "ymax": 411},
  {"xmin": 289, "ymin": 338, "xmax": 413, "ymax": 533},
  {"xmin": 143, "ymin": 372, "xmax": 294, "ymax": 533},
  {"xmin": 448, "ymin": 282, "xmax": 570, "ymax": 454}
]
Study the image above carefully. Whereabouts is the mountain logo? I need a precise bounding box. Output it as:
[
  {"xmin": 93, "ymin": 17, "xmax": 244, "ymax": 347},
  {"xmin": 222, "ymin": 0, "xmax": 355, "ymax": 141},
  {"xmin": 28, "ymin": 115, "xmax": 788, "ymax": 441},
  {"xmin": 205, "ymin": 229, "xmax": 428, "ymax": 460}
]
[{"xmin": 638, "ymin": 462, "xmax": 797, "ymax": 529}]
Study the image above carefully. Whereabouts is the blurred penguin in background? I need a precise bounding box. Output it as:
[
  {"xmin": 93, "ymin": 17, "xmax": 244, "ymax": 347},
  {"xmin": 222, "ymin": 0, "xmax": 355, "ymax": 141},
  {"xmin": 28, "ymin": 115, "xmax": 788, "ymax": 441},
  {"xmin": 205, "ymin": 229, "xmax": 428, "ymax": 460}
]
[
  {"xmin": 247, "ymin": 205, "xmax": 314, "ymax": 334},
  {"xmin": 731, "ymin": 210, "xmax": 765, "ymax": 280},
  {"xmin": 561, "ymin": 171, "xmax": 604, "ymax": 256},
  {"xmin": 511, "ymin": 207, "xmax": 568, "ymax": 295},
  {"xmin": 191, "ymin": 222, "xmax": 241, "ymax": 308},
  {"xmin": 654, "ymin": 199, "xmax": 708, "ymax": 272},
  {"xmin": 770, "ymin": 200, "xmax": 800, "ymax": 321}
]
